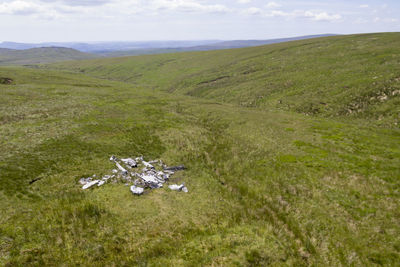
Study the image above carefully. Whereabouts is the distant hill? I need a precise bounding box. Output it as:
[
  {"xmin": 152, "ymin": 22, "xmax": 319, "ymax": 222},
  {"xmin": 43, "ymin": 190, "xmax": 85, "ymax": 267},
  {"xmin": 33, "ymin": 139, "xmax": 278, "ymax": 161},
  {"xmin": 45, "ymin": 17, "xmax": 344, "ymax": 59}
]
[
  {"xmin": 0, "ymin": 35, "xmax": 337, "ymax": 57},
  {"xmin": 0, "ymin": 40, "xmax": 221, "ymax": 53},
  {"xmin": 50, "ymin": 33, "xmax": 400, "ymax": 126},
  {"xmin": 187, "ymin": 34, "xmax": 338, "ymax": 49},
  {"xmin": 98, "ymin": 34, "xmax": 338, "ymax": 57},
  {"xmin": 0, "ymin": 47, "xmax": 97, "ymax": 65}
]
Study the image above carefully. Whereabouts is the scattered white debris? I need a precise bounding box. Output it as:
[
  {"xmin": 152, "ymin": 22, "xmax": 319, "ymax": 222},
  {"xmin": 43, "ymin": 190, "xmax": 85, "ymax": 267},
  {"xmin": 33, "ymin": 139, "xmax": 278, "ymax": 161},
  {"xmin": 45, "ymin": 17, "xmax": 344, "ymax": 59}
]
[
  {"xmin": 142, "ymin": 161, "xmax": 154, "ymax": 169},
  {"xmin": 79, "ymin": 156, "xmax": 188, "ymax": 195},
  {"xmin": 130, "ymin": 186, "xmax": 144, "ymax": 195},
  {"xmin": 169, "ymin": 183, "xmax": 188, "ymax": 193},
  {"xmin": 121, "ymin": 158, "xmax": 137, "ymax": 168},
  {"xmin": 164, "ymin": 165, "xmax": 186, "ymax": 171},
  {"xmin": 116, "ymin": 162, "xmax": 128, "ymax": 175},
  {"xmin": 141, "ymin": 175, "xmax": 163, "ymax": 188},
  {"xmin": 79, "ymin": 178, "xmax": 91, "ymax": 185},
  {"xmin": 82, "ymin": 180, "xmax": 100, "ymax": 190}
]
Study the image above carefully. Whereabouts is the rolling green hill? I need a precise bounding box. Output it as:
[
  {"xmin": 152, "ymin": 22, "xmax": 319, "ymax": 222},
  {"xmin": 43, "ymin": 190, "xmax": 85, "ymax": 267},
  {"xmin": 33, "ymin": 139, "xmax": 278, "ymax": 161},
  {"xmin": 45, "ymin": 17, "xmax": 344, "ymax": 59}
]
[
  {"xmin": 97, "ymin": 34, "xmax": 337, "ymax": 57},
  {"xmin": 51, "ymin": 33, "xmax": 400, "ymax": 127},
  {"xmin": 0, "ymin": 33, "xmax": 399, "ymax": 266},
  {"xmin": 0, "ymin": 47, "xmax": 97, "ymax": 65}
]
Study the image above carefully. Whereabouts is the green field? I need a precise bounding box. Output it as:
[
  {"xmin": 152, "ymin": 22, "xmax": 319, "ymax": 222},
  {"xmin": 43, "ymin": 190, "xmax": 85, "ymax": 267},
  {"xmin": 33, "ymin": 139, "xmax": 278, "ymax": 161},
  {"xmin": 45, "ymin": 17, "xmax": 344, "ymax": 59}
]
[{"xmin": 1, "ymin": 33, "xmax": 399, "ymax": 266}]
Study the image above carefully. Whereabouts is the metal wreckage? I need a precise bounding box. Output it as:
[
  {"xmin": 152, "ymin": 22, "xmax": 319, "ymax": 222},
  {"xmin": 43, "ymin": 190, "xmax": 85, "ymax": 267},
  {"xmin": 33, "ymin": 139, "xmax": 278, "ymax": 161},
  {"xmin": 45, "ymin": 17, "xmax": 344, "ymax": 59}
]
[{"xmin": 79, "ymin": 155, "xmax": 188, "ymax": 195}]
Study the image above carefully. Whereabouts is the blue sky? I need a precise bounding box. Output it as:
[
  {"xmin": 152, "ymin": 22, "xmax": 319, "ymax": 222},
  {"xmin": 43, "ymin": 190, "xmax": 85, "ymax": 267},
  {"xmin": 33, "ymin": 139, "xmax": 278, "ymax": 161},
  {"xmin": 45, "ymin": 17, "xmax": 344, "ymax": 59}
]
[{"xmin": 0, "ymin": 0, "xmax": 399, "ymax": 42}]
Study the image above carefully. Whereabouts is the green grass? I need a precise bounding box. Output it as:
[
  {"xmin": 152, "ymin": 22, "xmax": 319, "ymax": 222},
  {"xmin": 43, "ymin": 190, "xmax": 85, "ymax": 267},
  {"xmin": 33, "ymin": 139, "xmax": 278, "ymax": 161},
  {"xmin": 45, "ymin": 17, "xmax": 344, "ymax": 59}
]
[
  {"xmin": 1, "ymin": 33, "xmax": 399, "ymax": 266},
  {"xmin": 50, "ymin": 33, "xmax": 400, "ymax": 128}
]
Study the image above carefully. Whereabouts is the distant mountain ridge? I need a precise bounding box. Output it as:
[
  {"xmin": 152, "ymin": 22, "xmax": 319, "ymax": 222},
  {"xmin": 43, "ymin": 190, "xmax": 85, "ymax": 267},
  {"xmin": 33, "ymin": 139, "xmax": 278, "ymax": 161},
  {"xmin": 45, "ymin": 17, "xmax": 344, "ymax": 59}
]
[
  {"xmin": 0, "ymin": 34, "xmax": 337, "ymax": 56},
  {"xmin": 0, "ymin": 40, "xmax": 221, "ymax": 53},
  {"xmin": 100, "ymin": 34, "xmax": 338, "ymax": 57},
  {"xmin": 0, "ymin": 34, "xmax": 339, "ymax": 65},
  {"xmin": 0, "ymin": 47, "xmax": 97, "ymax": 65}
]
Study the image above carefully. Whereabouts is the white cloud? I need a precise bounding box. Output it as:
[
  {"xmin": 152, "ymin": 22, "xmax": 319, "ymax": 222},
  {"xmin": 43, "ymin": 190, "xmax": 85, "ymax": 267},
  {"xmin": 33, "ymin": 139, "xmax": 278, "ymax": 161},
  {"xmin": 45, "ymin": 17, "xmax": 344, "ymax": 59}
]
[
  {"xmin": 354, "ymin": 18, "xmax": 368, "ymax": 24},
  {"xmin": 150, "ymin": 0, "xmax": 230, "ymax": 13},
  {"xmin": 265, "ymin": 9, "xmax": 289, "ymax": 17},
  {"xmin": 265, "ymin": 2, "xmax": 281, "ymax": 9},
  {"xmin": 0, "ymin": 0, "xmax": 42, "ymax": 15},
  {"xmin": 241, "ymin": 6, "xmax": 341, "ymax": 22},
  {"xmin": 1, "ymin": 0, "xmax": 398, "ymax": 42},
  {"xmin": 243, "ymin": 7, "xmax": 262, "ymax": 15},
  {"xmin": 385, "ymin": 18, "xmax": 398, "ymax": 23},
  {"xmin": 303, "ymin": 11, "xmax": 341, "ymax": 21},
  {"xmin": 40, "ymin": 0, "xmax": 111, "ymax": 6}
]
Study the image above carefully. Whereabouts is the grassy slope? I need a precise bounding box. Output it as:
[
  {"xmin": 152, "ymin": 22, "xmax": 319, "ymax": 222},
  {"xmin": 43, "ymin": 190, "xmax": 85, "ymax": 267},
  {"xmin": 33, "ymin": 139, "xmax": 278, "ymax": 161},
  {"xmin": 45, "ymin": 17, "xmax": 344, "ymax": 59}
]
[
  {"xmin": 0, "ymin": 34, "xmax": 399, "ymax": 266},
  {"xmin": 97, "ymin": 35, "xmax": 336, "ymax": 57},
  {"xmin": 51, "ymin": 33, "xmax": 400, "ymax": 127},
  {"xmin": 0, "ymin": 47, "xmax": 97, "ymax": 65}
]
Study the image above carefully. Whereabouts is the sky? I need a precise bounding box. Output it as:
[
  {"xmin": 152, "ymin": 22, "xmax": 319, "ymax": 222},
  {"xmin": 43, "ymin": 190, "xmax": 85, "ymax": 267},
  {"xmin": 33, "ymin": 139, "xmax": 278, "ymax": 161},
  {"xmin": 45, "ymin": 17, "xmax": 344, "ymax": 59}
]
[{"xmin": 0, "ymin": 0, "xmax": 399, "ymax": 42}]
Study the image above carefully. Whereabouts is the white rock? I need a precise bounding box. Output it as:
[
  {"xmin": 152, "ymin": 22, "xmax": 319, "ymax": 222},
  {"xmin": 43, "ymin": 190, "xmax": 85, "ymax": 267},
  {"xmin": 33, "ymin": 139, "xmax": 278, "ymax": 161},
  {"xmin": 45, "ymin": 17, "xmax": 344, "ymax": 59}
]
[
  {"xmin": 82, "ymin": 180, "xmax": 100, "ymax": 190},
  {"xmin": 98, "ymin": 180, "xmax": 106, "ymax": 187}
]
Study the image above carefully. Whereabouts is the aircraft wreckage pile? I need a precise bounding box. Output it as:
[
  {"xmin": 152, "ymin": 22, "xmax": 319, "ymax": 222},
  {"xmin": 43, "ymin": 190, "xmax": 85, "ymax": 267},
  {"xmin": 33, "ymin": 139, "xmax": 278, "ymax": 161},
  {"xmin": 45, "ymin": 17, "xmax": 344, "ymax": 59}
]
[{"xmin": 79, "ymin": 155, "xmax": 188, "ymax": 195}]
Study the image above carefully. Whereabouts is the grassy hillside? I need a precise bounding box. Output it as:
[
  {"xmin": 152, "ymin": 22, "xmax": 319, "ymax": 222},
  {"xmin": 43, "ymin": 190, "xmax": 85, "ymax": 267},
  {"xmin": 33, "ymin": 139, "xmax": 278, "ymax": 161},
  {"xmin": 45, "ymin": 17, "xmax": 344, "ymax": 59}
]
[
  {"xmin": 98, "ymin": 34, "xmax": 336, "ymax": 57},
  {"xmin": 0, "ymin": 47, "xmax": 97, "ymax": 65},
  {"xmin": 1, "ymin": 33, "xmax": 399, "ymax": 266},
  {"xmin": 51, "ymin": 33, "xmax": 400, "ymax": 127}
]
